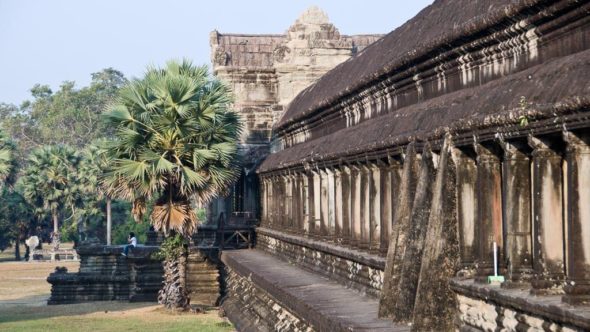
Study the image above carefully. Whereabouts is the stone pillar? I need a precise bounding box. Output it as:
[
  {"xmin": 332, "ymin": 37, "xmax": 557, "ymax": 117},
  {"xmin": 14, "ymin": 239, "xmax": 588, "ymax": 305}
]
[
  {"xmin": 285, "ymin": 175, "xmax": 293, "ymax": 231},
  {"xmin": 305, "ymin": 171, "xmax": 314, "ymax": 236},
  {"xmin": 451, "ymin": 147, "xmax": 478, "ymax": 274},
  {"xmin": 261, "ymin": 177, "xmax": 268, "ymax": 225},
  {"xmin": 563, "ymin": 131, "xmax": 590, "ymax": 304},
  {"xmin": 297, "ymin": 173, "xmax": 306, "ymax": 235},
  {"xmin": 528, "ymin": 136, "xmax": 565, "ymax": 294},
  {"xmin": 379, "ymin": 162, "xmax": 393, "ymax": 254},
  {"xmin": 341, "ymin": 166, "xmax": 352, "ymax": 245},
  {"xmin": 312, "ymin": 170, "xmax": 322, "ymax": 238},
  {"xmin": 499, "ymin": 140, "xmax": 533, "ymax": 285},
  {"xmin": 391, "ymin": 144, "xmax": 437, "ymax": 323},
  {"xmin": 267, "ymin": 176, "xmax": 275, "ymax": 228},
  {"xmin": 298, "ymin": 173, "xmax": 309, "ymax": 235},
  {"xmin": 350, "ymin": 166, "xmax": 362, "ymax": 247},
  {"xmin": 334, "ymin": 168, "xmax": 344, "ymax": 243},
  {"xmin": 290, "ymin": 174, "xmax": 298, "ymax": 234},
  {"xmin": 320, "ymin": 169, "xmax": 329, "ymax": 239},
  {"xmin": 370, "ymin": 163, "xmax": 382, "ymax": 253},
  {"xmin": 360, "ymin": 165, "xmax": 371, "ymax": 250},
  {"xmin": 327, "ymin": 168, "xmax": 336, "ymax": 241},
  {"xmin": 474, "ymin": 143, "xmax": 504, "ymax": 281},
  {"xmin": 412, "ymin": 137, "xmax": 459, "ymax": 331},
  {"xmin": 380, "ymin": 143, "xmax": 419, "ymax": 318}
]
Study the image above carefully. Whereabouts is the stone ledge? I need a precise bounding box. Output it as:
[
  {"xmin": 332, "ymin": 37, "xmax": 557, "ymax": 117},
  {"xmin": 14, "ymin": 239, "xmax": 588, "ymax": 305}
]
[
  {"xmin": 222, "ymin": 249, "xmax": 408, "ymax": 331},
  {"xmin": 76, "ymin": 245, "xmax": 159, "ymax": 258},
  {"xmin": 450, "ymin": 278, "xmax": 590, "ymax": 330},
  {"xmin": 257, "ymin": 227, "xmax": 385, "ymax": 270}
]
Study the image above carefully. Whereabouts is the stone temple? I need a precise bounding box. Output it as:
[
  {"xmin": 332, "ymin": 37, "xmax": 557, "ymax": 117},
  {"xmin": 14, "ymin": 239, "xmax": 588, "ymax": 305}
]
[
  {"xmin": 207, "ymin": 7, "xmax": 381, "ymax": 220},
  {"xmin": 49, "ymin": 1, "xmax": 590, "ymax": 331}
]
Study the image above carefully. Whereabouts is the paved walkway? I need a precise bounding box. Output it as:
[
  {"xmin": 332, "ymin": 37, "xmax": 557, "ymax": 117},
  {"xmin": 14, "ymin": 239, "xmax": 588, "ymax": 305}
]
[{"xmin": 223, "ymin": 249, "xmax": 411, "ymax": 331}]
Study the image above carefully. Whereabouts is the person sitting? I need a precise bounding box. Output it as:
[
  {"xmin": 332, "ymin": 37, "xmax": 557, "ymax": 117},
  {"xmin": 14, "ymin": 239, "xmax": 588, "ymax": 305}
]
[{"xmin": 122, "ymin": 232, "xmax": 137, "ymax": 257}]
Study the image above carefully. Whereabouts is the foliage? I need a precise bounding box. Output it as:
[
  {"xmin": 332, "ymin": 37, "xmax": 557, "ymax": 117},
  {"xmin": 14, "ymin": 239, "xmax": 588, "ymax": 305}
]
[
  {"xmin": 21, "ymin": 145, "xmax": 88, "ymax": 229},
  {"xmin": 0, "ymin": 68, "xmax": 127, "ymax": 154},
  {"xmin": 0, "ymin": 130, "xmax": 17, "ymax": 188},
  {"xmin": 103, "ymin": 59, "xmax": 242, "ymax": 236},
  {"xmin": 0, "ymin": 188, "xmax": 36, "ymax": 254},
  {"xmin": 517, "ymin": 96, "xmax": 531, "ymax": 127},
  {"xmin": 152, "ymin": 233, "xmax": 187, "ymax": 261}
]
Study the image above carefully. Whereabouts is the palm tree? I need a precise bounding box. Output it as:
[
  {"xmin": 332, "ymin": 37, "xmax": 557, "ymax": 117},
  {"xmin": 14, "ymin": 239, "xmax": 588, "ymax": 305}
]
[
  {"xmin": 103, "ymin": 59, "xmax": 242, "ymax": 309},
  {"xmin": 0, "ymin": 130, "xmax": 17, "ymax": 189},
  {"xmin": 21, "ymin": 145, "xmax": 86, "ymax": 249},
  {"xmin": 81, "ymin": 143, "xmax": 114, "ymax": 244}
]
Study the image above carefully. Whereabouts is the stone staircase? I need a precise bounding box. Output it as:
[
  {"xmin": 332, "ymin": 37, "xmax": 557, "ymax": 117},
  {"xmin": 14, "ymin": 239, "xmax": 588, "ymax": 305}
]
[{"xmin": 221, "ymin": 249, "xmax": 410, "ymax": 332}]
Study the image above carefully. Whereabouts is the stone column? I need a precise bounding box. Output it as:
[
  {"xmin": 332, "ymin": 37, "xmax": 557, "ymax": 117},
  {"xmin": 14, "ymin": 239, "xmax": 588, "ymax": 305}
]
[
  {"xmin": 327, "ymin": 168, "xmax": 336, "ymax": 241},
  {"xmin": 261, "ymin": 177, "xmax": 268, "ymax": 225},
  {"xmin": 380, "ymin": 162, "xmax": 393, "ymax": 254},
  {"xmin": 290, "ymin": 174, "xmax": 299, "ymax": 234},
  {"xmin": 312, "ymin": 170, "xmax": 322, "ymax": 238},
  {"xmin": 267, "ymin": 176, "xmax": 275, "ymax": 228},
  {"xmin": 528, "ymin": 136, "xmax": 565, "ymax": 294},
  {"xmin": 380, "ymin": 143, "xmax": 419, "ymax": 318},
  {"xmin": 563, "ymin": 131, "xmax": 590, "ymax": 304},
  {"xmin": 474, "ymin": 143, "xmax": 504, "ymax": 281},
  {"xmin": 499, "ymin": 139, "xmax": 533, "ymax": 285},
  {"xmin": 341, "ymin": 166, "xmax": 352, "ymax": 245},
  {"xmin": 350, "ymin": 166, "xmax": 362, "ymax": 247},
  {"xmin": 297, "ymin": 173, "xmax": 306, "ymax": 235},
  {"xmin": 370, "ymin": 163, "xmax": 382, "ymax": 253},
  {"xmin": 320, "ymin": 169, "xmax": 329, "ymax": 239},
  {"xmin": 304, "ymin": 171, "xmax": 314, "ymax": 236},
  {"xmin": 285, "ymin": 175, "xmax": 293, "ymax": 232},
  {"xmin": 334, "ymin": 168, "xmax": 344, "ymax": 244},
  {"xmin": 451, "ymin": 147, "xmax": 478, "ymax": 274},
  {"xmin": 360, "ymin": 165, "xmax": 371, "ymax": 250}
]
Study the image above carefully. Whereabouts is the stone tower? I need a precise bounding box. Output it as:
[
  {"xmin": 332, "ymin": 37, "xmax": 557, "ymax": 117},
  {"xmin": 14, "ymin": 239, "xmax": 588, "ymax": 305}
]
[{"xmin": 208, "ymin": 7, "xmax": 382, "ymax": 221}]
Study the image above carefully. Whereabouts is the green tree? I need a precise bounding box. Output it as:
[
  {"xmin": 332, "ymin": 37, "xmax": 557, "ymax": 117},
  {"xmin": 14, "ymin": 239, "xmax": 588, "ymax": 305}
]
[
  {"xmin": 103, "ymin": 59, "xmax": 242, "ymax": 309},
  {"xmin": 0, "ymin": 188, "xmax": 36, "ymax": 260},
  {"xmin": 0, "ymin": 130, "xmax": 17, "ymax": 188},
  {"xmin": 21, "ymin": 145, "xmax": 88, "ymax": 249},
  {"xmin": 0, "ymin": 68, "xmax": 127, "ymax": 153}
]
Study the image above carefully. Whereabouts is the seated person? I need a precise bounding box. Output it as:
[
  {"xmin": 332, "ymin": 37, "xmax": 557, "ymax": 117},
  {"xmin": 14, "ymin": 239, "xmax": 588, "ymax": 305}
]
[{"xmin": 122, "ymin": 232, "xmax": 137, "ymax": 257}]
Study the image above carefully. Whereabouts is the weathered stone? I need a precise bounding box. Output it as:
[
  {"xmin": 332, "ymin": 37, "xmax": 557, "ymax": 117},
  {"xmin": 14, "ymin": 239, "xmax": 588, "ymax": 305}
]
[
  {"xmin": 412, "ymin": 138, "xmax": 460, "ymax": 331},
  {"xmin": 391, "ymin": 144, "xmax": 436, "ymax": 323},
  {"xmin": 379, "ymin": 143, "xmax": 419, "ymax": 317}
]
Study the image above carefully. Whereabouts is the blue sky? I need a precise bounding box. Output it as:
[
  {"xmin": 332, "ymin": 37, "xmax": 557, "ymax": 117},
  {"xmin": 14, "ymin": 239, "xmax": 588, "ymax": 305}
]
[{"xmin": 0, "ymin": 0, "xmax": 432, "ymax": 105}]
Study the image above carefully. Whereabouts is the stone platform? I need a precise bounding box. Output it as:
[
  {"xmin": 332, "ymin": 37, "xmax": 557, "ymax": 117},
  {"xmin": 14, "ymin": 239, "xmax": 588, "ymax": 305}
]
[
  {"xmin": 221, "ymin": 249, "xmax": 410, "ymax": 332},
  {"xmin": 47, "ymin": 245, "xmax": 221, "ymax": 306},
  {"xmin": 47, "ymin": 245, "xmax": 163, "ymax": 304}
]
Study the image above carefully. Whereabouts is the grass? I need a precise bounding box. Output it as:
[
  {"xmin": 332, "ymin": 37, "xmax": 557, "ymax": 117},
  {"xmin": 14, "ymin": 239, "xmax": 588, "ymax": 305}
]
[{"xmin": 0, "ymin": 245, "xmax": 234, "ymax": 332}]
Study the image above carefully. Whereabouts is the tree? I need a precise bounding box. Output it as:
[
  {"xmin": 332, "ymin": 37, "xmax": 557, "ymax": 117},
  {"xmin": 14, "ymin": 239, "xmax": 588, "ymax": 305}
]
[
  {"xmin": 21, "ymin": 145, "xmax": 87, "ymax": 249},
  {"xmin": 0, "ymin": 130, "xmax": 17, "ymax": 188},
  {"xmin": 0, "ymin": 68, "xmax": 127, "ymax": 153},
  {"xmin": 103, "ymin": 59, "xmax": 242, "ymax": 309},
  {"xmin": 0, "ymin": 188, "xmax": 36, "ymax": 260}
]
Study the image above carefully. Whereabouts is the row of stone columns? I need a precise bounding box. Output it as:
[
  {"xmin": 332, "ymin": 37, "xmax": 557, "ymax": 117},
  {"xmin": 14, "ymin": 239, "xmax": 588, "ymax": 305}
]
[
  {"xmin": 260, "ymin": 162, "xmax": 403, "ymax": 254},
  {"xmin": 260, "ymin": 130, "xmax": 590, "ymax": 304},
  {"xmin": 452, "ymin": 131, "xmax": 590, "ymax": 303}
]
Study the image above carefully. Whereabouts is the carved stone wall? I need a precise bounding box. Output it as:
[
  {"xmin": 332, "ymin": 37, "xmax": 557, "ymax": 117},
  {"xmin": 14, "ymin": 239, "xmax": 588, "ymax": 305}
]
[{"xmin": 210, "ymin": 6, "xmax": 381, "ymax": 145}]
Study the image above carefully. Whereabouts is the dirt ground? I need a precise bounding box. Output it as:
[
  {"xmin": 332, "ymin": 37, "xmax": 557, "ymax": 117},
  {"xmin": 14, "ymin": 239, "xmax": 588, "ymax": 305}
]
[{"xmin": 0, "ymin": 249, "xmax": 234, "ymax": 332}]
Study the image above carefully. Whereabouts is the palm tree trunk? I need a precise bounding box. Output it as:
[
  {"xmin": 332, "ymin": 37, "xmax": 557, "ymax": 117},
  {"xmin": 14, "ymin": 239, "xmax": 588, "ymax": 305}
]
[
  {"xmin": 106, "ymin": 197, "xmax": 112, "ymax": 245},
  {"xmin": 158, "ymin": 251, "xmax": 190, "ymax": 310}
]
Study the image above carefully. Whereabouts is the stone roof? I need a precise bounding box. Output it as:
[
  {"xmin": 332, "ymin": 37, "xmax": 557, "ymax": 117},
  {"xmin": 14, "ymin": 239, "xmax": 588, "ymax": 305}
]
[
  {"xmin": 259, "ymin": 48, "xmax": 590, "ymax": 172},
  {"xmin": 274, "ymin": 0, "xmax": 555, "ymax": 130}
]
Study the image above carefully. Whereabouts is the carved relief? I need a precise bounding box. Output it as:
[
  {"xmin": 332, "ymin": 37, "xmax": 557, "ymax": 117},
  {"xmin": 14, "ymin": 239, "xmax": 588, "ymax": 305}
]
[
  {"xmin": 273, "ymin": 45, "xmax": 291, "ymax": 62},
  {"xmin": 214, "ymin": 48, "xmax": 229, "ymax": 66}
]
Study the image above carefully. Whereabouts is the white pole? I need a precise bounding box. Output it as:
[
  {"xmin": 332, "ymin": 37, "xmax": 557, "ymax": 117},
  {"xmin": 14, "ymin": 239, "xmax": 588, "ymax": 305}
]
[{"xmin": 493, "ymin": 241, "xmax": 498, "ymax": 277}]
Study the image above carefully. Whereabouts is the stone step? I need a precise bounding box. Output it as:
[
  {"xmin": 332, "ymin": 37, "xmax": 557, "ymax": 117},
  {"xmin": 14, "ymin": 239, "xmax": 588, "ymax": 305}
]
[{"xmin": 222, "ymin": 249, "xmax": 410, "ymax": 332}]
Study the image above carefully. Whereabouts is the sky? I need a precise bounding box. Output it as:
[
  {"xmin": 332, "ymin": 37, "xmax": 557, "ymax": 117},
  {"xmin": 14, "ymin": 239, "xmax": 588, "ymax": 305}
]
[{"xmin": 0, "ymin": 0, "xmax": 433, "ymax": 106}]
